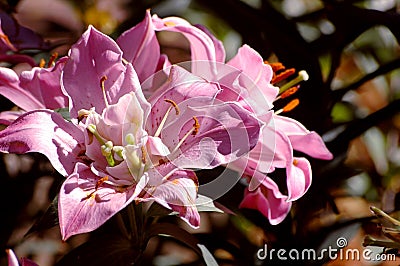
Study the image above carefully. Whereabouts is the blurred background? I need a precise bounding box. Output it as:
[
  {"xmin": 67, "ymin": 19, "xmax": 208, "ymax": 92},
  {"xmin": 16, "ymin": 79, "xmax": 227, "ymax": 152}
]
[{"xmin": 1, "ymin": 0, "xmax": 400, "ymax": 265}]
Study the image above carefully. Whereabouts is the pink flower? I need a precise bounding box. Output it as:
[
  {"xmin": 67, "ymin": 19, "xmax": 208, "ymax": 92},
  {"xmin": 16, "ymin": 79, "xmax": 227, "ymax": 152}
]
[
  {"xmin": 139, "ymin": 13, "xmax": 332, "ymax": 223},
  {"xmin": 0, "ymin": 58, "xmax": 68, "ymax": 125},
  {"xmin": 0, "ymin": 25, "xmax": 262, "ymax": 240}
]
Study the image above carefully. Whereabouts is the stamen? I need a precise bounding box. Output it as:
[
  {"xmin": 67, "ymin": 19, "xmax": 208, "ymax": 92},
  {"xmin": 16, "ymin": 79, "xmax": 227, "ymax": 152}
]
[
  {"xmin": 154, "ymin": 99, "xmax": 180, "ymax": 137},
  {"xmin": 141, "ymin": 146, "xmax": 147, "ymax": 164},
  {"xmin": 275, "ymin": 86, "xmax": 299, "ymax": 101},
  {"xmin": 164, "ymin": 99, "xmax": 180, "ymax": 115},
  {"xmin": 192, "ymin": 116, "xmax": 200, "ymax": 135},
  {"xmin": 279, "ymin": 70, "xmax": 309, "ymax": 94},
  {"xmin": 171, "ymin": 117, "xmax": 200, "ymax": 154},
  {"xmin": 95, "ymin": 176, "xmax": 109, "ymax": 190},
  {"xmin": 81, "ymin": 176, "xmax": 108, "ymax": 202},
  {"xmin": 0, "ymin": 34, "xmax": 14, "ymax": 50},
  {"xmin": 265, "ymin": 61, "xmax": 285, "ymax": 72},
  {"xmin": 47, "ymin": 52, "xmax": 58, "ymax": 68},
  {"xmin": 164, "ymin": 21, "xmax": 176, "ymax": 27},
  {"xmin": 77, "ymin": 109, "xmax": 91, "ymax": 122},
  {"xmin": 275, "ymin": 99, "xmax": 300, "ymax": 115},
  {"xmin": 39, "ymin": 58, "xmax": 46, "ymax": 68},
  {"xmin": 293, "ymin": 159, "xmax": 299, "ymax": 166},
  {"xmin": 100, "ymin": 76, "xmax": 109, "ymax": 108},
  {"xmin": 271, "ymin": 68, "xmax": 296, "ymax": 84}
]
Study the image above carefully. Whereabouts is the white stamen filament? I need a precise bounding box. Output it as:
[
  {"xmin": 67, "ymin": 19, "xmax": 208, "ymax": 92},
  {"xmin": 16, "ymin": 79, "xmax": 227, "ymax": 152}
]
[
  {"xmin": 154, "ymin": 100, "xmax": 180, "ymax": 138},
  {"xmin": 100, "ymin": 76, "xmax": 109, "ymax": 108},
  {"xmin": 154, "ymin": 105, "xmax": 173, "ymax": 138}
]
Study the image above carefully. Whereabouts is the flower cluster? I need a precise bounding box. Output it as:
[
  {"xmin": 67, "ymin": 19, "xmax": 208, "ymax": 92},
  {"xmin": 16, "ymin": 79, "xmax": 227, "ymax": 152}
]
[{"xmin": 0, "ymin": 10, "xmax": 332, "ymax": 243}]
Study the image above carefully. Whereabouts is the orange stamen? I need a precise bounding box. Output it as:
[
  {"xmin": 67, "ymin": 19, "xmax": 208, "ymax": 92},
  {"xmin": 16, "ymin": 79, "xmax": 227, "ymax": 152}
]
[
  {"xmin": 192, "ymin": 116, "xmax": 200, "ymax": 135},
  {"xmin": 47, "ymin": 52, "xmax": 58, "ymax": 68},
  {"xmin": 164, "ymin": 21, "xmax": 176, "ymax": 27},
  {"xmin": 271, "ymin": 68, "xmax": 296, "ymax": 84},
  {"xmin": 283, "ymin": 99, "xmax": 300, "ymax": 113},
  {"xmin": 265, "ymin": 61, "xmax": 285, "ymax": 72},
  {"xmin": 164, "ymin": 99, "xmax": 180, "ymax": 115},
  {"xmin": 95, "ymin": 176, "xmax": 109, "ymax": 190},
  {"xmin": 141, "ymin": 146, "xmax": 147, "ymax": 164},
  {"xmin": 0, "ymin": 34, "xmax": 15, "ymax": 50},
  {"xmin": 39, "ymin": 58, "xmax": 46, "ymax": 68},
  {"xmin": 279, "ymin": 86, "xmax": 298, "ymax": 99}
]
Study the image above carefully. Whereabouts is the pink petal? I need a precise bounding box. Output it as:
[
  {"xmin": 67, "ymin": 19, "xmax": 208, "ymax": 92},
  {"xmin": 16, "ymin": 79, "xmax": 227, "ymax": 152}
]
[
  {"xmin": 286, "ymin": 157, "xmax": 312, "ymax": 201},
  {"xmin": 228, "ymin": 45, "xmax": 278, "ymax": 106},
  {"xmin": 117, "ymin": 10, "xmax": 160, "ymax": 83},
  {"xmin": 275, "ymin": 115, "xmax": 333, "ymax": 160},
  {"xmin": 6, "ymin": 249, "xmax": 19, "ymax": 266},
  {"xmin": 239, "ymin": 176, "xmax": 291, "ymax": 225},
  {"xmin": 144, "ymin": 167, "xmax": 200, "ymax": 228},
  {"xmin": 0, "ymin": 110, "xmax": 25, "ymax": 125},
  {"xmin": 0, "ymin": 110, "xmax": 84, "ymax": 176},
  {"xmin": 195, "ymin": 24, "xmax": 226, "ymax": 62},
  {"xmin": 162, "ymin": 101, "xmax": 262, "ymax": 169},
  {"xmin": 18, "ymin": 57, "xmax": 68, "ymax": 110},
  {"xmin": 62, "ymin": 26, "xmax": 133, "ymax": 117},
  {"xmin": 152, "ymin": 14, "xmax": 221, "ymax": 75},
  {"xmin": 0, "ymin": 67, "xmax": 44, "ymax": 110},
  {"xmin": 58, "ymin": 163, "xmax": 136, "ymax": 240}
]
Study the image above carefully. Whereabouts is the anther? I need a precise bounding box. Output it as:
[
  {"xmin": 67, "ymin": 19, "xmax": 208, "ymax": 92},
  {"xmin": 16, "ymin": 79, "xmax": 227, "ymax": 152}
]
[
  {"xmin": 192, "ymin": 116, "xmax": 200, "ymax": 135},
  {"xmin": 39, "ymin": 58, "xmax": 46, "ymax": 68},
  {"xmin": 272, "ymin": 68, "xmax": 296, "ymax": 84},
  {"xmin": 141, "ymin": 146, "xmax": 147, "ymax": 164},
  {"xmin": 47, "ymin": 52, "xmax": 58, "ymax": 68},
  {"xmin": 275, "ymin": 86, "xmax": 299, "ymax": 101},
  {"xmin": 164, "ymin": 99, "xmax": 180, "ymax": 115},
  {"xmin": 275, "ymin": 99, "xmax": 300, "ymax": 115},
  {"xmin": 100, "ymin": 76, "xmax": 109, "ymax": 108},
  {"xmin": 171, "ymin": 116, "xmax": 200, "ymax": 154},
  {"xmin": 95, "ymin": 176, "xmax": 109, "ymax": 190},
  {"xmin": 164, "ymin": 21, "xmax": 176, "ymax": 27},
  {"xmin": 279, "ymin": 70, "xmax": 309, "ymax": 94},
  {"xmin": 0, "ymin": 34, "xmax": 15, "ymax": 50},
  {"xmin": 266, "ymin": 62, "xmax": 285, "ymax": 72}
]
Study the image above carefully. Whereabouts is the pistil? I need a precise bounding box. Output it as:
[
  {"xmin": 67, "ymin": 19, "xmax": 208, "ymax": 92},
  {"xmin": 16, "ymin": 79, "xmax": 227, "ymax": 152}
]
[{"xmin": 279, "ymin": 70, "xmax": 309, "ymax": 94}]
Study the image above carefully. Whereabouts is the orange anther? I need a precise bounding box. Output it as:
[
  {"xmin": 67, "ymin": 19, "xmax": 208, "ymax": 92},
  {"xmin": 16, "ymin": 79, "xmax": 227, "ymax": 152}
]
[
  {"xmin": 192, "ymin": 116, "xmax": 200, "ymax": 135},
  {"xmin": 47, "ymin": 52, "xmax": 58, "ymax": 68},
  {"xmin": 272, "ymin": 68, "xmax": 296, "ymax": 84},
  {"xmin": 165, "ymin": 99, "xmax": 180, "ymax": 115},
  {"xmin": 279, "ymin": 86, "xmax": 298, "ymax": 99},
  {"xmin": 283, "ymin": 99, "xmax": 300, "ymax": 113}
]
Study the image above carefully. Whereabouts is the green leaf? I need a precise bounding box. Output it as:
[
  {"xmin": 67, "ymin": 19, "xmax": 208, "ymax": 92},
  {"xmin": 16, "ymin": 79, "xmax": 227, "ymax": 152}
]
[{"xmin": 54, "ymin": 107, "xmax": 71, "ymax": 121}]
